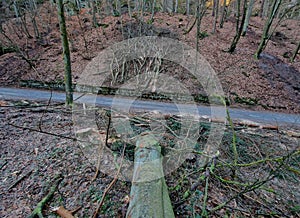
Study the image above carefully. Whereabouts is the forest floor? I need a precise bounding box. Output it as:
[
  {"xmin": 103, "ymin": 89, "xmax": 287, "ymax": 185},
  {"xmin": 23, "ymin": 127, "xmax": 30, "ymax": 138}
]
[
  {"xmin": 0, "ymin": 2, "xmax": 300, "ymax": 218},
  {"xmin": 0, "ymin": 99, "xmax": 299, "ymax": 217}
]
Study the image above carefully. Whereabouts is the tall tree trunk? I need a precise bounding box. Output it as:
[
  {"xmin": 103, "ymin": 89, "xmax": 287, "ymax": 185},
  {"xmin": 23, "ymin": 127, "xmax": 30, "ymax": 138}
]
[
  {"xmin": 290, "ymin": 40, "xmax": 300, "ymax": 62},
  {"xmin": 28, "ymin": 0, "xmax": 40, "ymax": 39},
  {"xmin": 213, "ymin": 0, "xmax": 219, "ymax": 33},
  {"xmin": 128, "ymin": 0, "xmax": 132, "ymax": 17},
  {"xmin": 196, "ymin": 0, "xmax": 201, "ymax": 52},
  {"xmin": 219, "ymin": 2, "xmax": 228, "ymax": 28},
  {"xmin": 196, "ymin": 0, "xmax": 207, "ymax": 52},
  {"xmin": 162, "ymin": 0, "xmax": 173, "ymax": 12},
  {"xmin": 259, "ymin": 0, "xmax": 265, "ymax": 17},
  {"xmin": 186, "ymin": 0, "xmax": 190, "ymax": 15},
  {"xmin": 13, "ymin": 0, "xmax": 32, "ymax": 38},
  {"xmin": 175, "ymin": 0, "xmax": 178, "ymax": 13},
  {"xmin": 227, "ymin": 0, "xmax": 247, "ymax": 53},
  {"xmin": 115, "ymin": 0, "xmax": 121, "ymax": 16},
  {"xmin": 254, "ymin": 0, "xmax": 282, "ymax": 59},
  {"xmin": 91, "ymin": 0, "xmax": 98, "ymax": 27},
  {"xmin": 126, "ymin": 135, "xmax": 175, "ymax": 218},
  {"xmin": 241, "ymin": 0, "xmax": 254, "ymax": 36},
  {"xmin": 57, "ymin": 0, "xmax": 73, "ymax": 105},
  {"xmin": 151, "ymin": 0, "xmax": 156, "ymax": 20}
]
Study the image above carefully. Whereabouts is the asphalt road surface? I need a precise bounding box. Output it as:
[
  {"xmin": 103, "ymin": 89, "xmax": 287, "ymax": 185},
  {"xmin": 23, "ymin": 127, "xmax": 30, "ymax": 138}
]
[{"xmin": 1, "ymin": 87, "xmax": 299, "ymax": 127}]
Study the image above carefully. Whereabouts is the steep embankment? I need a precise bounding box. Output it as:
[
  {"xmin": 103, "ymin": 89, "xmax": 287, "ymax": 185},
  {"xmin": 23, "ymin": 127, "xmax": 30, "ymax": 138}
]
[{"xmin": 0, "ymin": 3, "xmax": 299, "ymax": 113}]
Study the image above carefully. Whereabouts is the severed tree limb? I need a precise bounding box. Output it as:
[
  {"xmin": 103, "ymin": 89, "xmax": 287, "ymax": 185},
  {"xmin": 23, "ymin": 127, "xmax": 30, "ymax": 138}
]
[{"xmin": 28, "ymin": 175, "xmax": 63, "ymax": 218}]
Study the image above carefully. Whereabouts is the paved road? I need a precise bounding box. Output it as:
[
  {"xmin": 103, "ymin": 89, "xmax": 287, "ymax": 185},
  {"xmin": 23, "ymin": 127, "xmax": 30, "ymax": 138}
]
[{"xmin": 0, "ymin": 87, "xmax": 299, "ymax": 126}]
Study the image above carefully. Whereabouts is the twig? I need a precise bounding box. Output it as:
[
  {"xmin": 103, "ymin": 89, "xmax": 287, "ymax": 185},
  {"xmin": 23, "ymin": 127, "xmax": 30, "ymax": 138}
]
[
  {"xmin": 29, "ymin": 175, "xmax": 63, "ymax": 218},
  {"xmin": 201, "ymin": 169, "xmax": 210, "ymax": 217},
  {"xmin": 210, "ymin": 155, "xmax": 288, "ymax": 214},
  {"xmin": 38, "ymin": 90, "xmax": 53, "ymax": 131},
  {"xmin": 92, "ymin": 110, "xmax": 111, "ymax": 181},
  {"xmin": 226, "ymin": 109, "xmax": 238, "ymax": 179},
  {"xmin": 7, "ymin": 169, "xmax": 33, "ymax": 191},
  {"xmin": 92, "ymin": 143, "xmax": 126, "ymax": 218},
  {"xmin": 218, "ymin": 150, "xmax": 300, "ymax": 168},
  {"xmin": 0, "ymin": 161, "xmax": 8, "ymax": 170},
  {"xmin": 8, "ymin": 122, "xmax": 77, "ymax": 141},
  {"xmin": 183, "ymin": 15, "xmax": 197, "ymax": 35}
]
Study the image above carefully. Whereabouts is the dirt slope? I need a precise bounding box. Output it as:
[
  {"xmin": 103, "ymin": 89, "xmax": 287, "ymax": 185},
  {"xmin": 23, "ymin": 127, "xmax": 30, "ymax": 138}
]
[{"xmin": 0, "ymin": 3, "xmax": 299, "ymax": 113}]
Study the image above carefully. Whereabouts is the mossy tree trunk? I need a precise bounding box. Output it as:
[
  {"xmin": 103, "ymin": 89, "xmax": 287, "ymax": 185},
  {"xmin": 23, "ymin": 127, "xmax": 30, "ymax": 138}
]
[
  {"xmin": 126, "ymin": 134, "xmax": 175, "ymax": 218},
  {"xmin": 57, "ymin": 0, "xmax": 73, "ymax": 105}
]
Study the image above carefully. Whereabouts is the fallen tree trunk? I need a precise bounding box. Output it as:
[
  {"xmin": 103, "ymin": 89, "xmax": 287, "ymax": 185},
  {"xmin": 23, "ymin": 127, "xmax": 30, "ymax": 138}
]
[{"xmin": 126, "ymin": 134, "xmax": 175, "ymax": 218}]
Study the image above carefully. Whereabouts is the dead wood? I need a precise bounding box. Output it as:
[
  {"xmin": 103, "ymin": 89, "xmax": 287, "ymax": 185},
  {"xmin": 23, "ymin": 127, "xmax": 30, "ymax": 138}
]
[
  {"xmin": 52, "ymin": 206, "xmax": 75, "ymax": 218},
  {"xmin": 126, "ymin": 134, "xmax": 175, "ymax": 218}
]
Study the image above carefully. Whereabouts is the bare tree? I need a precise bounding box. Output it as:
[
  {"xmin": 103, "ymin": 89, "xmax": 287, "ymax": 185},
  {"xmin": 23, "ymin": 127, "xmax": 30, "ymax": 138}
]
[
  {"xmin": 175, "ymin": 0, "xmax": 178, "ymax": 13},
  {"xmin": 241, "ymin": 0, "xmax": 254, "ymax": 36},
  {"xmin": 186, "ymin": 0, "xmax": 190, "ymax": 15},
  {"xmin": 291, "ymin": 40, "xmax": 300, "ymax": 62},
  {"xmin": 213, "ymin": 0, "xmax": 220, "ymax": 33},
  {"xmin": 219, "ymin": 0, "xmax": 229, "ymax": 28},
  {"xmin": 227, "ymin": 0, "xmax": 247, "ymax": 53},
  {"xmin": 12, "ymin": 0, "xmax": 32, "ymax": 38},
  {"xmin": 26, "ymin": 0, "xmax": 41, "ymax": 39},
  {"xmin": 254, "ymin": 0, "xmax": 282, "ymax": 59},
  {"xmin": 57, "ymin": 0, "xmax": 73, "ymax": 105},
  {"xmin": 162, "ymin": 0, "xmax": 174, "ymax": 12}
]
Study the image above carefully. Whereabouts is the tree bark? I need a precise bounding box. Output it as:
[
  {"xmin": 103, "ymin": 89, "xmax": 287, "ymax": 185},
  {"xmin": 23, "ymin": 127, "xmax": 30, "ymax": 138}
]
[
  {"xmin": 57, "ymin": 0, "xmax": 73, "ymax": 105},
  {"xmin": 241, "ymin": 0, "xmax": 254, "ymax": 36},
  {"xmin": 259, "ymin": 0, "xmax": 265, "ymax": 17},
  {"xmin": 213, "ymin": 0, "xmax": 219, "ymax": 33},
  {"xmin": 227, "ymin": 0, "xmax": 247, "ymax": 53},
  {"xmin": 186, "ymin": 0, "xmax": 190, "ymax": 15},
  {"xmin": 219, "ymin": 3, "xmax": 228, "ymax": 28},
  {"xmin": 126, "ymin": 134, "xmax": 175, "ymax": 218},
  {"xmin": 291, "ymin": 40, "xmax": 300, "ymax": 62},
  {"xmin": 162, "ymin": 0, "xmax": 173, "ymax": 13},
  {"xmin": 254, "ymin": 0, "xmax": 282, "ymax": 59}
]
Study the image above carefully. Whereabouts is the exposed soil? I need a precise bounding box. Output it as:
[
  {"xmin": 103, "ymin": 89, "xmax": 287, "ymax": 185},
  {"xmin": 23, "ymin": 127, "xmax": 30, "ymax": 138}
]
[{"xmin": 0, "ymin": 2, "xmax": 299, "ymax": 113}]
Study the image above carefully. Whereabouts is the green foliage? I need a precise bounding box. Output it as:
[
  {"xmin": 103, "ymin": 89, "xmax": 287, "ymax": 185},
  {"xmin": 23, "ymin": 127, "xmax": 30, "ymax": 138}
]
[
  {"xmin": 290, "ymin": 205, "xmax": 300, "ymax": 214},
  {"xmin": 234, "ymin": 95, "xmax": 259, "ymax": 105},
  {"xmin": 98, "ymin": 23, "xmax": 110, "ymax": 28},
  {"xmin": 198, "ymin": 30, "xmax": 209, "ymax": 39}
]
